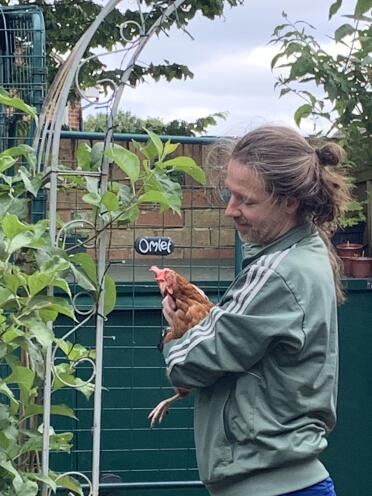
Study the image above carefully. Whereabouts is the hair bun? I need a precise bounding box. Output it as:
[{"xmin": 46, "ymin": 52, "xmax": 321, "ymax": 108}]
[{"xmin": 316, "ymin": 142, "xmax": 344, "ymax": 166}]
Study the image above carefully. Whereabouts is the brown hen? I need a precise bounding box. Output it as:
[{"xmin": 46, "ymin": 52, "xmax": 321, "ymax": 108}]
[{"xmin": 148, "ymin": 266, "xmax": 214, "ymax": 427}]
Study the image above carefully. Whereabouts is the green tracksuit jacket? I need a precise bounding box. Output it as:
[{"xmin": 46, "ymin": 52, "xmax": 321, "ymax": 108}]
[{"xmin": 163, "ymin": 223, "xmax": 338, "ymax": 496}]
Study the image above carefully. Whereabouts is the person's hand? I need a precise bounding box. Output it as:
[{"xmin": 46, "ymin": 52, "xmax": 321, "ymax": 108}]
[{"xmin": 162, "ymin": 294, "xmax": 177, "ymax": 327}]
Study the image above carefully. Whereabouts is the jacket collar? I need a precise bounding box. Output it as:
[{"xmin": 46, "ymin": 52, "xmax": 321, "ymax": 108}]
[{"xmin": 242, "ymin": 222, "xmax": 316, "ymax": 268}]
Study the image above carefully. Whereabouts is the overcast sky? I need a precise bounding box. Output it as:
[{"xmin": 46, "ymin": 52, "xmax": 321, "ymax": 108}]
[{"xmin": 83, "ymin": 0, "xmax": 357, "ymax": 137}]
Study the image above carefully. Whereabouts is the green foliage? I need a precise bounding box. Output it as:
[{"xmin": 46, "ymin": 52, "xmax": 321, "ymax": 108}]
[
  {"xmin": 84, "ymin": 110, "xmax": 227, "ymax": 136},
  {"xmin": 0, "ymin": 0, "xmax": 244, "ymax": 98},
  {"xmin": 0, "ymin": 87, "xmax": 206, "ymax": 494},
  {"xmin": 270, "ymin": 1, "xmax": 372, "ymax": 227},
  {"xmin": 271, "ymin": 3, "xmax": 372, "ymax": 163}
]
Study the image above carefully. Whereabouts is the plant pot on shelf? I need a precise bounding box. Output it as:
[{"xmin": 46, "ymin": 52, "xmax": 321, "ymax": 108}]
[
  {"xmin": 336, "ymin": 243, "xmax": 363, "ymax": 258},
  {"xmin": 340, "ymin": 257, "xmax": 353, "ymax": 277},
  {"xmin": 351, "ymin": 257, "xmax": 372, "ymax": 278}
]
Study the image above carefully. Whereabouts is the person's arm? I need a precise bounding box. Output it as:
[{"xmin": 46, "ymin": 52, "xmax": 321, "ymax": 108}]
[{"xmin": 162, "ymin": 266, "xmax": 305, "ymax": 389}]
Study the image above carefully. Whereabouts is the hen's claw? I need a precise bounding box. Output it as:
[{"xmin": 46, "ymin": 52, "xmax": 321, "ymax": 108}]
[{"xmin": 148, "ymin": 393, "xmax": 181, "ymax": 428}]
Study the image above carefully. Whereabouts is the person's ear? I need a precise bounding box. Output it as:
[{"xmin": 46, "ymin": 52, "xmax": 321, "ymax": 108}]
[{"xmin": 285, "ymin": 197, "xmax": 299, "ymax": 214}]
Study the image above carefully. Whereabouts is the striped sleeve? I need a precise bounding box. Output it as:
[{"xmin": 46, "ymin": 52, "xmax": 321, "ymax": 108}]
[{"xmin": 163, "ymin": 248, "xmax": 305, "ymax": 389}]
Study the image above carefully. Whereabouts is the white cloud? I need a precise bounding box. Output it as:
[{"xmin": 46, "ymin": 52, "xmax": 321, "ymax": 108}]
[{"xmin": 82, "ymin": 0, "xmax": 358, "ymax": 137}]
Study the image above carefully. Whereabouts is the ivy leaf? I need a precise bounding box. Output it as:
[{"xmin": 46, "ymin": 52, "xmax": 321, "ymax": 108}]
[
  {"xmin": 105, "ymin": 144, "xmax": 140, "ymax": 184},
  {"xmin": 294, "ymin": 104, "xmax": 313, "ymax": 126}
]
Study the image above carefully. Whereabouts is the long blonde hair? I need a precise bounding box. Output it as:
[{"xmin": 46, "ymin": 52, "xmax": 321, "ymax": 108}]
[{"xmin": 231, "ymin": 126, "xmax": 351, "ymax": 304}]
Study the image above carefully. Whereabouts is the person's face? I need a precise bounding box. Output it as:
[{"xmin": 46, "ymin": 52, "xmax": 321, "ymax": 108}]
[{"xmin": 224, "ymin": 159, "xmax": 298, "ymax": 245}]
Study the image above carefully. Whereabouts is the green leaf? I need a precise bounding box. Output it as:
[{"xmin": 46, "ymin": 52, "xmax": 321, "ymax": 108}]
[
  {"xmin": 22, "ymin": 317, "xmax": 54, "ymax": 349},
  {"xmin": 138, "ymin": 139, "xmax": 158, "ymax": 160},
  {"xmin": 0, "ymin": 382, "xmax": 19, "ymax": 412},
  {"xmin": 85, "ymin": 176, "xmax": 99, "ymax": 194},
  {"xmin": 0, "ymin": 87, "xmax": 37, "ymax": 121},
  {"xmin": 102, "ymin": 191, "xmax": 120, "ymax": 211},
  {"xmin": 329, "ymin": 0, "xmax": 343, "ymax": 19},
  {"xmin": 162, "ymin": 157, "xmax": 206, "ymax": 184},
  {"xmin": 137, "ymin": 190, "xmax": 169, "ymax": 206},
  {"xmin": 28, "ymin": 271, "xmax": 55, "ymax": 296},
  {"xmin": 18, "ymin": 167, "xmax": 41, "ymax": 197},
  {"xmin": 294, "ymin": 104, "xmax": 313, "ymax": 126},
  {"xmin": 1, "ymin": 213, "xmax": 29, "ymax": 240},
  {"xmin": 104, "ymin": 274, "xmax": 116, "ymax": 316},
  {"xmin": 0, "ymin": 155, "xmax": 16, "ymax": 173},
  {"xmin": 26, "ymin": 473, "xmax": 57, "ymax": 493},
  {"xmin": 0, "ymin": 144, "xmax": 36, "ymax": 171},
  {"xmin": 53, "ymin": 474, "xmax": 83, "ymax": 496},
  {"xmin": 0, "ymin": 287, "xmax": 12, "ymax": 306},
  {"xmin": 8, "ymin": 231, "xmax": 35, "ymax": 255},
  {"xmin": 355, "ymin": 0, "xmax": 372, "ymax": 15},
  {"xmin": 91, "ymin": 142, "xmax": 106, "ymax": 170},
  {"xmin": 105, "ymin": 144, "xmax": 140, "ymax": 184},
  {"xmin": 0, "ymin": 458, "xmax": 24, "ymax": 492},
  {"xmin": 144, "ymin": 128, "xmax": 164, "ymax": 158},
  {"xmin": 163, "ymin": 140, "xmax": 180, "ymax": 158},
  {"xmin": 77, "ymin": 142, "xmax": 92, "ymax": 170},
  {"xmin": 71, "ymin": 264, "xmax": 97, "ymax": 292},
  {"xmin": 5, "ymin": 366, "xmax": 35, "ymax": 403},
  {"xmin": 29, "ymin": 295, "xmax": 76, "ymax": 321},
  {"xmin": 23, "ymin": 403, "xmax": 77, "ymax": 420},
  {"xmin": 82, "ymin": 192, "xmax": 101, "ymax": 207},
  {"xmin": 335, "ymin": 23, "xmax": 356, "ymax": 42},
  {"xmin": 54, "ymin": 278, "xmax": 72, "ymax": 297},
  {"xmin": 71, "ymin": 252, "xmax": 97, "ymax": 284},
  {"xmin": 289, "ymin": 54, "xmax": 314, "ymax": 79}
]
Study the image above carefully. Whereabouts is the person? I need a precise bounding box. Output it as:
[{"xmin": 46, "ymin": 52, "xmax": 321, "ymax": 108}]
[{"xmin": 161, "ymin": 125, "xmax": 351, "ymax": 496}]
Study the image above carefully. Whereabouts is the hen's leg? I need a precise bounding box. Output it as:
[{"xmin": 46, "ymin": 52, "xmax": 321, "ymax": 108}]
[{"xmin": 148, "ymin": 393, "xmax": 181, "ymax": 428}]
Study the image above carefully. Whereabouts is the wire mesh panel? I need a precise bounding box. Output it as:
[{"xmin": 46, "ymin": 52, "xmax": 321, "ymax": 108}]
[
  {"xmin": 0, "ymin": 5, "xmax": 46, "ymax": 151},
  {"xmin": 51, "ymin": 131, "xmax": 236, "ymax": 491}
]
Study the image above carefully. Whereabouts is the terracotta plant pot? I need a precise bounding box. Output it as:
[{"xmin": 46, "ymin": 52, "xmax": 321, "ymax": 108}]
[
  {"xmin": 340, "ymin": 257, "xmax": 353, "ymax": 277},
  {"xmin": 351, "ymin": 257, "xmax": 372, "ymax": 278},
  {"xmin": 336, "ymin": 243, "xmax": 363, "ymax": 258}
]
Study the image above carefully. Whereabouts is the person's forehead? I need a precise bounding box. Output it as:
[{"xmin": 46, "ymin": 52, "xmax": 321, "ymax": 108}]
[{"xmin": 225, "ymin": 159, "xmax": 265, "ymax": 196}]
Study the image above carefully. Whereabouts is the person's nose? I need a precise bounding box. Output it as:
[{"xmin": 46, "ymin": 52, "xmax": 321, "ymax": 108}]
[{"xmin": 225, "ymin": 195, "xmax": 240, "ymax": 217}]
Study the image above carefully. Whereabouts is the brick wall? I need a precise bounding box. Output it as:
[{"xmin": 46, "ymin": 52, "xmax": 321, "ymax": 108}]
[{"xmin": 56, "ymin": 136, "xmax": 235, "ymax": 274}]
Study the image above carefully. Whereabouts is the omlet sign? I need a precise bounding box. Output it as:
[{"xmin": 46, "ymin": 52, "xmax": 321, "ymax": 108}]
[{"xmin": 134, "ymin": 236, "xmax": 174, "ymax": 256}]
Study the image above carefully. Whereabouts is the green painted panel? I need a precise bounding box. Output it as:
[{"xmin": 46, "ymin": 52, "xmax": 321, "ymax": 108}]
[{"xmin": 50, "ymin": 281, "xmax": 372, "ymax": 496}]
